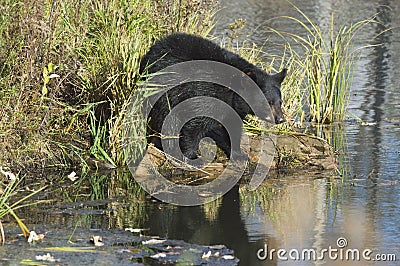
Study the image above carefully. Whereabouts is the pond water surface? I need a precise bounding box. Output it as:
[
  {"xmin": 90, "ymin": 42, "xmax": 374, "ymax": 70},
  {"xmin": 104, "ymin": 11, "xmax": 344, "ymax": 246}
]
[
  {"xmin": 214, "ymin": 0, "xmax": 400, "ymax": 265},
  {"xmin": 2, "ymin": 0, "xmax": 400, "ymax": 265}
]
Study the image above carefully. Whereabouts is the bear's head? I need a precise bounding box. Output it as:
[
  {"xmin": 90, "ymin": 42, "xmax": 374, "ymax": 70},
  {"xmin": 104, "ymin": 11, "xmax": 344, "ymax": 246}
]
[{"xmin": 244, "ymin": 68, "xmax": 287, "ymax": 124}]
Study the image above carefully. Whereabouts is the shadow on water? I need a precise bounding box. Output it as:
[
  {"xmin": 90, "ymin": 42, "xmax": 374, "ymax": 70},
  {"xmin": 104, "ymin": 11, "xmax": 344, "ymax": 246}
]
[
  {"xmin": 0, "ymin": 168, "xmax": 342, "ymax": 265},
  {"xmin": 144, "ymin": 185, "xmax": 278, "ymax": 266}
]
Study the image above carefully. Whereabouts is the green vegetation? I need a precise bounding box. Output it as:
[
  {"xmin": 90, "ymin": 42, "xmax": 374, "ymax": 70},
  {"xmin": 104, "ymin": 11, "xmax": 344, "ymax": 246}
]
[
  {"xmin": 0, "ymin": 0, "xmax": 216, "ymax": 170},
  {"xmin": 267, "ymin": 6, "xmax": 378, "ymax": 125},
  {"xmin": 0, "ymin": 169, "xmax": 46, "ymax": 243},
  {"xmin": 226, "ymin": 5, "xmax": 378, "ymax": 127}
]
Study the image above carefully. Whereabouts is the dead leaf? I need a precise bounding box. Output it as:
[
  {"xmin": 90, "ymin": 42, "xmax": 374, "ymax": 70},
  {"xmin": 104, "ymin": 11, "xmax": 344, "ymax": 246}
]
[
  {"xmin": 67, "ymin": 171, "xmax": 79, "ymax": 182},
  {"xmin": 222, "ymin": 255, "xmax": 235, "ymax": 260},
  {"xmin": 28, "ymin": 231, "xmax": 45, "ymax": 243},
  {"xmin": 142, "ymin": 239, "xmax": 166, "ymax": 245},
  {"xmin": 150, "ymin": 253, "xmax": 166, "ymax": 259},
  {"xmin": 125, "ymin": 228, "xmax": 147, "ymax": 234},
  {"xmin": 49, "ymin": 73, "xmax": 60, "ymax": 79},
  {"xmin": 0, "ymin": 166, "xmax": 16, "ymax": 181},
  {"xmin": 42, "ymin": 246, "xmax": 96, "ymax": 253},
  {"xmin": 166, "ymin": 245, "xmax": 183, "ymax": 249},
  {"xmin": 202, "ymin": 251, "xmax": 212, "ymax": 259},
  {"xmin": 209, "ymin": 244, "xmax": 225, "ymax": 249},
  {"xmin": 90, "ymin": 235, "xmax": 104, "ymax": 246},
  {"xmin": 35, "ymin": 253, "xmax": 58, "ymax": 262}
]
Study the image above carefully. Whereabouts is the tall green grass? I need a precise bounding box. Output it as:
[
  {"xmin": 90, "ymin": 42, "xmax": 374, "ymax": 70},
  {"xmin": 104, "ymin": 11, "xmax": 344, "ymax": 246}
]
[
  {"xmin": 57, "ymin": 0, "xmax": 216, "ymax": 166},
  {"xmin": 0, "ymin": 0, "xmax": 216, "ymax": 169},
  {"xmin": 267, "ymin": 6, "xmax": 378, "ymax": 124}
]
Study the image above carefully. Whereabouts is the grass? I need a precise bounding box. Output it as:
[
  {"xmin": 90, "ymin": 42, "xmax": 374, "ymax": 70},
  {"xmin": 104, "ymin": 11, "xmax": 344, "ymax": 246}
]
[
  {"xmin": 0, "ymin": 169, "xmax": 46, "ymax": 244},
  {"xmin": 218, "ymin": 7, "xmax": 381, "ymax": 180},
  {"xmin": 266, "ymin": 5, "xmax": 380, "ymax": 125},
  {"xmin": 0, "ymin": 0, "xmax": 216, "ymax": 170},
  {"xmin": 225, "ymin": 4, "xmax": 380, "ymax": 127}
]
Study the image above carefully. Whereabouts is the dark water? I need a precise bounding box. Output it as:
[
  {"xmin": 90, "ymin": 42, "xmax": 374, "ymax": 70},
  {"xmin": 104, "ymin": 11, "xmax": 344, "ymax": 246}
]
[
  {"xmin": 2, "ymin": 1, "xmax": 399, "ymax": 265},
  {"xmin": 144, "ymin": 0, "xmax": 400, "ymax": 265},
  {"xmin": 211, "ymin": 0, "xmax": 400, "ymax": 265}
]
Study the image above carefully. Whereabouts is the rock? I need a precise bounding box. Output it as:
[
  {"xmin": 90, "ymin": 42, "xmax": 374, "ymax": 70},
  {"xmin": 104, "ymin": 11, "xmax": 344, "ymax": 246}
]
[{"xmin": 245, "ymin": 134, "xmax": 337, "ymax": 171}]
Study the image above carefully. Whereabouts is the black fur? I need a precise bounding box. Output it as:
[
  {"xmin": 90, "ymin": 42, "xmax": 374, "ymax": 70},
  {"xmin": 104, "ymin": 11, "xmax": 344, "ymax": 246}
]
[{"xmin": 140, "ymin": 33, "xmax": 286, "ymax": 160}]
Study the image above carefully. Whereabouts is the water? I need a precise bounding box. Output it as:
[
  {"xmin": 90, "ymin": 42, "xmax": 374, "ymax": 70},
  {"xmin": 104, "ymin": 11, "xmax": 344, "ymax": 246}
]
[
  {"xmin": 210, "ymin": 0, "xmax": 400, "ymax": 264},
  {"xmin": 3, "ymin": 1, "xmax": 400, "ymax": 265}
]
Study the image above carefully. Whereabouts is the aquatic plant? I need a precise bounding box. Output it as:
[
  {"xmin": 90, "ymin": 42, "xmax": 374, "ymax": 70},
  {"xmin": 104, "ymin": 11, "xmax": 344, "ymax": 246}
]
[
  {"xmin": 0, "ymin": 168, "xmax": 46, "ymax": 244},
  {"xmin": 267, "ymin": 5, "xmax": 379, "ymax": 124},
  {"xmin": 220, "ymin": 4, "xmax": 377, "ymax": 127}
]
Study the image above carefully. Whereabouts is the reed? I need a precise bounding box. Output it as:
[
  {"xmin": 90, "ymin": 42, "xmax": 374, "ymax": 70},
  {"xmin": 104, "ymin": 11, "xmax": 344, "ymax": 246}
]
[
  {"xmin": 267, "ymin": 5, "xmax": 378, "ymax": 124},
  {"xmin": 0, "ymin": 170, "xmax": 46, "ymax": 243}
]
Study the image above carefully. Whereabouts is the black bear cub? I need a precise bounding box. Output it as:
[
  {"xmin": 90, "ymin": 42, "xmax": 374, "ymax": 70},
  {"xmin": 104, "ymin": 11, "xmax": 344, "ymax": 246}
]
[{"xmin": 140, "ymin": 33, "xmax": 286, "ymax": 161}]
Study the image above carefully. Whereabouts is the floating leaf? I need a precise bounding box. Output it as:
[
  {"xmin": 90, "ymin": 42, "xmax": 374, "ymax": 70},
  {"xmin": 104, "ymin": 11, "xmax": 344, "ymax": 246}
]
[
  {"xmin": 222, "ymin": 255, "xmax": 235, "ymax": 260},
  {"xmin": 90, "ymin": 235, "xmax": 104, "ymax": 247},
  {"xmin": 28, "ymin": 231, "xmax": 45, "ymax": 243},
  {"xmin": 142, "ymin": 239, "xmax": 166, "ymax": 245},
  {"xmin": 209, "ymin": 244, "xmax": 225, "ymax": 249},
  {"xmin": 41, "ymin": 247, "xmax": 97, "ymax": 253},
  {"xmin": 125, "ymin": 228, "xmax": 147, "ymax": 233},
  {"xmin": 28, "ymin": 231, "xmax": 39, "ymax": 243},
  {"xmin": 151, "ymin": 253, "xmax": 166, "ymax": 259},
  {"xmin": 19, "ymin": 259, "xmax": 44, "ymax": 265},
  {"xmin": 202, "ymin": 251, "xmax": 212, "ymax": 259},
  {"xmin": 35, "ymin": 253, "xmax": 58, "ymax": 262}
]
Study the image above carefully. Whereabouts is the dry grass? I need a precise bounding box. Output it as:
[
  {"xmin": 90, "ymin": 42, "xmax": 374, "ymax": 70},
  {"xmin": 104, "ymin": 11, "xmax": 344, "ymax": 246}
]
[{"xmin": 0, "ymin": 0, "xmax": 216, "ymax": 170}]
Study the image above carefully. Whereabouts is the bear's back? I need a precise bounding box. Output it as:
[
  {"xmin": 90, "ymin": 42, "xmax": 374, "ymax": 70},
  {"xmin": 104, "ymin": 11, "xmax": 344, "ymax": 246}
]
[{"xmin": 139, "ymin": 33, "xmax": 251, "ymax": 74}]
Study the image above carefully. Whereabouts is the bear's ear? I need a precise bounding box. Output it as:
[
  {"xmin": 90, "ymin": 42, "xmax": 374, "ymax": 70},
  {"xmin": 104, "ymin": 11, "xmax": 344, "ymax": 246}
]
[
  {"xmin": 240, "ymin": 69, "xmax": 257, "ymax": 90},
  {"xmin": 273, "ymin": 68, "xmax": 287, "ymax": 84}
]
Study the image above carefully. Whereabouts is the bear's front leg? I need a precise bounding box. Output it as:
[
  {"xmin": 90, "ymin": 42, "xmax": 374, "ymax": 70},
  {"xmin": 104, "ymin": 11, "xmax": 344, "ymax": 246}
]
[
  {"xmin": 179, "ymin": 127, "xmax": 202, "ymax": 160},
  {"xmin": 206, "ymin": 123, "xmax": 244, "ymax": 160}
]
